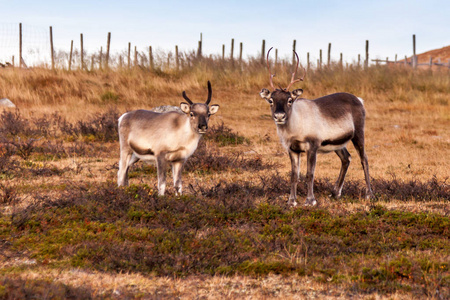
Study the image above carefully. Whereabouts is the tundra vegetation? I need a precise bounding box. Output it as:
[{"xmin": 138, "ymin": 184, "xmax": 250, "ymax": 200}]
[{"xmin": 0, "ymin": 57, "xmax": 449, "ymax": 299}]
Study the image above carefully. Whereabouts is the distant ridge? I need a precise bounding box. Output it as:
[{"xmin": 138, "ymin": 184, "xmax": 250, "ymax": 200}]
[{"xmin": 409, "ymin": 45, "xmax": 450, "ymax": 64}]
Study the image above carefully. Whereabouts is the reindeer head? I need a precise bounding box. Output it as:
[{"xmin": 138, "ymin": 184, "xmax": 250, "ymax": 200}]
[
  {"xmin": 180, "ymin": 81, "xmax": 220, "ymax": 134},
  {"xmin": 260, "ymin": 47, "xmax": 305, "ymax": 125}
]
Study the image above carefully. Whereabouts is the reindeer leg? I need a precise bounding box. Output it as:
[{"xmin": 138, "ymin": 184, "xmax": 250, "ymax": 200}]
[
  {"xmin": 118, "ymin": 151, "xmax": 132, "ymax": 186},
  {"xmin": 288, "ymin": 150, "xmax": 301, "ymax": 207},
  {"xmin": 351, "ymin": 136, "xmax": 373, "ymax": 199},
  {"xmin": 156, "ymin": 156, "xmax": 167, "ymax": 196},
  {"xmin": 305, "ymin": 146, "xmax": 318, "ymax": 206},
  {"xmin": 172, "ymin": 160, "xmax": 185, "ymax": 196},
  {"xmin": 332, "ymin": 148, "xmax": 351, "ymax": 198},
  {"xmin": 118, "ymin": 147, "xmax": 139, "ymax": 186}
]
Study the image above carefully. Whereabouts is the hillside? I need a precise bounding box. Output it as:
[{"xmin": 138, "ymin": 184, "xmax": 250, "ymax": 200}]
[{"xmin": 410, "ymin": 45, "xmax": 450, "ymax": 64}]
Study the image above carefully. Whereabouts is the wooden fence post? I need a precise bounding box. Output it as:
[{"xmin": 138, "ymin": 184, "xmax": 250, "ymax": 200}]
[
  {"xmin": 200, "ymin": 33, "xmax": 203, "ymax": 58},
  {"xmin": 319, "ymin": 49, "xmax": 322, "ymax": 68},
  {"xmin": 134, "ymin": 46, "xmax": 137, "ymax": 67},
  {"xmin": 292, "ymin": 40, "xmax": 296, "ymax": 65},
  {"xmin": 358, "ymin": 54, "xmax": 361, "ymax": 67},
  {"xmin": 412, "ymin": 34, "xmax": 417, "ymax": 69},
  {"xmin": 365, "ymin": 40, "xmax": 369, "ymax": 68},
  {"xmin": 404, "ymin": 55, "xmax": 407, "ymax": 66},
  {"xmin": 197, "ymin": 41, "xmax": 202, "ymax": 58},
  {"xmin": 127, "ymin": 43, "xmax": 131, "ymax": 69},
  {"xmin": 69, "ymin": 40, "xmax": 73, "ymax": 71},
  {"xmin": 80, "ymin": 33, "xmax": 84, "ymax": 70},
  {"xmin": 275, "ymin": 49, "xmax": 278, "ymax": 66},
  {"xmin": 99, "ymin": 47, "xmax": 103, "ymax": 69},
  {"xmin": 106, "ymin": 32, "xmax": 111, "ymax": 69},
  {"xmin": 307, "ymin": 52, "xmax": 310, "ymax": 70},
  {"xmin": 175, "ymin": 45, "xmax": 179, "ymax": 70},
  {"xmin": 340, "ymin": 53, "xmax": 343, "ymax": 67},
  {"xmin": 230, "ymin": 38, "xmax": 234, "ymax": 60},
  {"xmin": 327, "ymin": 43, "xmax": 331, "ymax": 67},
  {"xmin": 429, "ymin": 56, "xmax": 432, "ymax": 68},
  {"xmin": 222, "ymin": 44, "xmax": 225, "ymax": 60},
  {"xmin": 50, "ymin": 26, "xmax": 54, "ymax": 69},
  {"xmin": 239, "ymin": 42, "xmax": 243, "ymax": 64},
  {"xmin": 197, "ymin": 33, "xmax": 202, "ymax": 59},
  {"xmin": 261, "ymin": 39, "xmax": 265, "ymax": 63},
  {"xmin": 91, "ymin": 55, "xmax": 94, "ymax": 71},
  {"xmin": 19, "ymin": 23, "xmax": 23, "ymax": 68},
  {"xmin": 149, "ymin": 46, "xmax": 153, "ymax": 70}
]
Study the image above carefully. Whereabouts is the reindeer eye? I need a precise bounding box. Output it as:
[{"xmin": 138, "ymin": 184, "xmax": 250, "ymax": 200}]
[
  {"xmin": 288, "ymin": 98, "xmax": 293, "ymax": 105},
  {"xmin": 190, "ymin": 112, "xmax": 194, "ymax": 117},
  {"xmin": 268, "ymin": 98, "xmax": 274, "ymax": 105}
]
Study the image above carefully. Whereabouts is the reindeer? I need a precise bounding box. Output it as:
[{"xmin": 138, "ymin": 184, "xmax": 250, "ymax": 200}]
[
  {"xmin": 260, "ymin": 48, "xmax": 373, "ymax": 206},
  {"xmin": 117, "ymin": 81, "xmax": 219, "ymax": 195}
]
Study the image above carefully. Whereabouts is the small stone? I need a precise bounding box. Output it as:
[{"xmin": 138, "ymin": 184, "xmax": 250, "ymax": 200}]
[{"xmin": 0, "ymin": 98, "xmax": 15, "ymax": 108}]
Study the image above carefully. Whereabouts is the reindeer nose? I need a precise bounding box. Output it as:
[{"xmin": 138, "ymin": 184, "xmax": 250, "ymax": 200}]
[
  {"xmin": 274, "ymin": 112, "xmax": 286, "ymax": 122},
  {"xmin": 199, "ymin": 124, "xmax": 208, "ymax": 131}
]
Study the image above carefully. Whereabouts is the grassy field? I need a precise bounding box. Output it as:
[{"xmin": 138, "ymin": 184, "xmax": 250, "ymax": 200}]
[{"xmin": 0, "ymin": 62, "xmax": 449, "ymax": 299}]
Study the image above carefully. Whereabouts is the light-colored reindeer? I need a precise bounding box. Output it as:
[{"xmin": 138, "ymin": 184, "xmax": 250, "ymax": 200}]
[
  {"xmin": 117, "ymin": 81, "xmax": 219, "ymax": 195},
  {"xmin": 260, "ymin": 48, "xmax": 373, "ymax": 206}
]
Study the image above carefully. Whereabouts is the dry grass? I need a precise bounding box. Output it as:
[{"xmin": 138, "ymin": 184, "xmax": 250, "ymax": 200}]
[
  {"xmin": 1, "ymin": 267, "xmax": 419, "ymax": 299},
  {"xmin": 1, "ymin": 65, "xmax": 449, "ymax": 182},
  {"xmin": 0, "ymin": 63, "xmax": 449, "ymax": 299}
]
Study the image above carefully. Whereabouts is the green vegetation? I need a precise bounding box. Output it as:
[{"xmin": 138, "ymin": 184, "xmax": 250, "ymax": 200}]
[{"xmin": 1, "ymin": 182, "xmax": 449, "ymax": 297}]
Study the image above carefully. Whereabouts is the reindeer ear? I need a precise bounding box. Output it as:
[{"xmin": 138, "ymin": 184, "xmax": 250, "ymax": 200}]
[
  {"xmin": 209, "ymin": 104, "xmax": 219, "ymax": 115},
  {"xmin": 180, "ymin": 102, "xmax": 191, "ymax": 114},
  {"xmin": 291, "ymin": 89, "xmax": 303, "ymax": 99},
  {"xmin": 260, "ymin": 88, "xmax": 271, "ymax": 99}
]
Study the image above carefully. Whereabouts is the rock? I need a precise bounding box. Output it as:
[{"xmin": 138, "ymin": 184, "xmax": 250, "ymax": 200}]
[
  {"xmin": 151, "ymin": 105, "xmax": 182, "ymax": 113},
  {"xmin": 0, "ymin": 98, "xmax": 15, "ymax": 108}
]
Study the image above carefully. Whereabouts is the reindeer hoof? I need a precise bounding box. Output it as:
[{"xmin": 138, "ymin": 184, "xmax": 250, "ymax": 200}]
[
  {"xmin": 329, "ymin": 191, "xmax": 341, "ymax": 199},
  {"xmin": 304, "ymin": 198, "xmax": 318, "ymax": 206},
  {"xmin": 365, "ymin": 192, "xmax": 376, "ymax": 200},
  {"xmin": 288, "ymin": 199, "xmax": 298, "ymax": 207},
  {"xmin": 288, "ymin": 197, "xmax": 297, "ymax": 207}
]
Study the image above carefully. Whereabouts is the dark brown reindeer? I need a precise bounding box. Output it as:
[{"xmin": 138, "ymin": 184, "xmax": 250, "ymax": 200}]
[
  {"xmin": 260, "ymin": 48, "xmax": 373, "ymax": 206},
  {"xmin": 117, "ymin": 81, "xmax": 219, "ymax": 195}
]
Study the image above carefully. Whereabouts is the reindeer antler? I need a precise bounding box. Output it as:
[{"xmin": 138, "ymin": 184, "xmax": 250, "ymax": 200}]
[
  {"xmin": 266, "ymin": 47, "xmax": 275, "ymax": 89},
  {"xmin": 183, "ymin": 81, "xmax": 212, "ymax": 105},
  {"xmin": 285, "ymin": 51, "xmax": 306, "ymax": 91},
  {"xmin": 205, "ymin": 81, "xmax": 212, "ymax": 105},
  {"xmin": 182, "ymin": 91, "xmax": 193, "ymax": 105}
]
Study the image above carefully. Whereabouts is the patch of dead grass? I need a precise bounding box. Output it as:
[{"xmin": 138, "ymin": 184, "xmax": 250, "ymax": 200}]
[{"xmin": 1, "ymin": 268, "xmax": 417, "ymax": 299}]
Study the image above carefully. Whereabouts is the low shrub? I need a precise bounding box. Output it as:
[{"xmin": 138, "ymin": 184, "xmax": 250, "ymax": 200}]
[
  {"xmin": 204, "ymin": 122, "xmax": 250, "ymax": 146},
  {"xmin": 185, "ymin": 141, "xmax": 276, "ymax": 173},
  {"xmin": 0, "ymin": 109, "xmax": 120, "ymax": 142}
]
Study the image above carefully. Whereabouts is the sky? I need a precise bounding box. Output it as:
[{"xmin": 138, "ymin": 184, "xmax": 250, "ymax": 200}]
[{"xmin": 1, "ymin": 0, "xmax": 449, "ymax": 65}]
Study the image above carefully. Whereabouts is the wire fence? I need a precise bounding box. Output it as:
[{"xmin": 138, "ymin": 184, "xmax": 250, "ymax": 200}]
[
  {"xmin": 1, "ymin": 23, "xmax": 449, "ymax": 71},
  {"xmin": 0, "ymin": 23, "xmax": 51, "ymax": 67}
]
